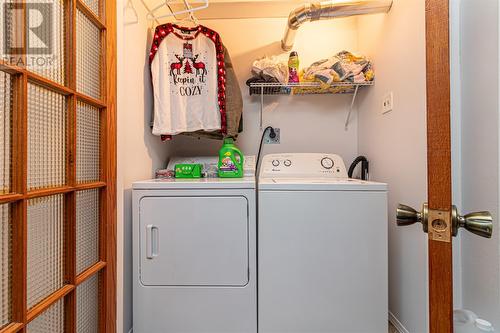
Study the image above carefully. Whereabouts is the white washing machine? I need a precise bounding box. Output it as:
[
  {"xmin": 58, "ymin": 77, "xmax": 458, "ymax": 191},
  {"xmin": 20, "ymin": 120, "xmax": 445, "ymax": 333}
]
[
  {"xmin": 132, "ymin": 157, "xmax": 256, "ymax": 333},
  {"xmin": 258, "ymin": 153, "xmax": 388, "ymax": 333}
]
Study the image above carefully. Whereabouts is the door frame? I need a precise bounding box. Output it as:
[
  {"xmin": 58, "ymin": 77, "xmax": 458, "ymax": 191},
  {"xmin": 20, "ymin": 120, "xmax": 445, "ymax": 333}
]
[
  {"xmin": 104, "ymin": 0, "xmax": 117, "ymax": 331},
  {"xmin": 425, "ymin": 0, "xmax": 453, "ymax": 332},
  {"xmin": 0, "ymin": 0, "xmax": 116, "ymax": 330}
]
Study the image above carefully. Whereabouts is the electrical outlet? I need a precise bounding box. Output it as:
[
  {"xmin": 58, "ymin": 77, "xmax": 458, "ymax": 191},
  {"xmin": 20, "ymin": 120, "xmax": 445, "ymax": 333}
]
[
  {"xmin": 382, "ymin": 92, "xmax": 394, "ymax": 114},
  {"xmin": 264, "ymin": 128, "xmax": 280, "ymax": 144}
]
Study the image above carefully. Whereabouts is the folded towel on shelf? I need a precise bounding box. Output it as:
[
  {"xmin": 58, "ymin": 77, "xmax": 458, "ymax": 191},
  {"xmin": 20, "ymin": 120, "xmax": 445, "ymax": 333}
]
[
  {"xmin": 303, "ymin": 51, "xmax": 374, "ymax": 87},
  {"xmin": 250, "ymin": 56, "xmax": 289, "ymax": 84},
  {"xmin": 245, "ymin": 56, "xmax": 290, "ymax": 95}
]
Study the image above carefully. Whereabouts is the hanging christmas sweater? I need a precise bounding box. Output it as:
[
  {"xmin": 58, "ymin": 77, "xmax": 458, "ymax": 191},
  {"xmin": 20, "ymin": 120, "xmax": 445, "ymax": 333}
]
[{"xmin": 149, "ymin": 23, "xmax": 226, "ymax": 137}]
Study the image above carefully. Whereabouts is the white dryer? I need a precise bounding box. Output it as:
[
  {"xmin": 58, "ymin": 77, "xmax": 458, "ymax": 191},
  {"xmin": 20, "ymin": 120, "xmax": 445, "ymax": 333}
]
[
  {"xmin": 133, "ymin": 160, "xmax": 256, "ymax": 333},
  {"xmin": 258, "ymin": 153, "xmax": 388, "ymax": 333}
]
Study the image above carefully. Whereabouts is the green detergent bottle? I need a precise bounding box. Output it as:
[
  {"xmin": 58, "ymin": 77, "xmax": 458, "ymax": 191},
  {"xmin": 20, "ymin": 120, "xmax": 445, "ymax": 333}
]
[{"xmin": 218, "ymin": 138, "xmax": 244, "ymax": 178}]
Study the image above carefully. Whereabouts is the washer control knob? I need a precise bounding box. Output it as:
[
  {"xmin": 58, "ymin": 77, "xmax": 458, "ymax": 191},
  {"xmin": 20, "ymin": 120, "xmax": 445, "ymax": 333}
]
[
  {"xmin": 321, "ymin": 157, "xmax": 334, "ymax": 169},
  {"xmin": 284, "ymin": 159, "xmax": 292, "ymax": 167},
  {"xmin": 272, "ymin": 159, "xmax": 280, "ymax": 167}
]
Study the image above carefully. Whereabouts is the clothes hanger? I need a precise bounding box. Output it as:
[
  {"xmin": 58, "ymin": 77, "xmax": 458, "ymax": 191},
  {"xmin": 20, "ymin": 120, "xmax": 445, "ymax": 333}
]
[
  {"xmin": 172, "ymin": 0, "xmax": 199, "ymax": 27},
  {"xmin": 146, "ymin": 0, "xmax": 207, "ymax": 22},
  {"xmin": 174, "ymin": 14, "xmax": 199, "ymax": 28},
  {"xmin": 124, "ymin": 0, "xmax": 139, "ymax": 25}
]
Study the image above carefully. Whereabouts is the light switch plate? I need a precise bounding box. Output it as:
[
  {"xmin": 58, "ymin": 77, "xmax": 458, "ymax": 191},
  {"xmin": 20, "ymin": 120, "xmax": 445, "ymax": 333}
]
[{"xmin": 382, "ymin": 92, "xmax": 394, "ymax": 114}]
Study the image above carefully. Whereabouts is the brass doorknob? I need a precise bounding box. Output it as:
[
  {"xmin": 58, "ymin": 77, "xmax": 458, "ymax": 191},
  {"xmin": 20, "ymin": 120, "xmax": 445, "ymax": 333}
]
[
  {"xmin": 452, "ymin": 207, "xmax": 493, "ymax": 238},
  {"xmin": 397, "ymin": 203, "xmax": 493, "ymax": 239},
  {"xmin": 396, "ymin": 204, "xmax": 421, "ymax": 225},
  {"xmin": 397, "ymin": 204, "xmax": 428, "ymax": 232}
]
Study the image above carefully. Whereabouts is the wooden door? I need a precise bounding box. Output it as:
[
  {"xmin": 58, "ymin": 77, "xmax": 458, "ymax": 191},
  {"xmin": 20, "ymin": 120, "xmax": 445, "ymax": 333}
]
[
  {"xmin": 426, "ymin": 0, "xmax": 453, "ymax": 331},
  {"xmin": 0, "ymin": 0, "xmax": 116, "ymax": 330},
  {"xmin": 405, "ymin": 1, "xmax": 495, "ymax": 331}
]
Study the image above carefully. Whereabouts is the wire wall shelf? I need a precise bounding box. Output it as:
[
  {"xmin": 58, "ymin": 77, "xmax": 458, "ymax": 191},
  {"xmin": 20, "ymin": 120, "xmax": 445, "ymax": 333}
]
[
  {"xmin": 249, "ymin": 81, "xmax": 374, "ymax": 130},
  {"xmin": 249, "ymin": 81, "xmax": 373, "ymax": 96}
]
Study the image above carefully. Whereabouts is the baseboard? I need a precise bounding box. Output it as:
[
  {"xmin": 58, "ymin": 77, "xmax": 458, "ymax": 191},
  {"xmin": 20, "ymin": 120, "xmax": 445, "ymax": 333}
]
[
  {"xmin": 128, "ymin": 318, "xmax": 407, "ymax": 333},
  {"xmin": 389, "ymin": 311, "xmax": 410, "ymax": 333}
]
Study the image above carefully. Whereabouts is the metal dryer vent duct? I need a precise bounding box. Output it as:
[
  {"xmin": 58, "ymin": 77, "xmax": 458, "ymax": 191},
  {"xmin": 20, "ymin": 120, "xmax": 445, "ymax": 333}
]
[{"xmin": 281, "ymin": 0, "xmax": 393, "ymax": 51}]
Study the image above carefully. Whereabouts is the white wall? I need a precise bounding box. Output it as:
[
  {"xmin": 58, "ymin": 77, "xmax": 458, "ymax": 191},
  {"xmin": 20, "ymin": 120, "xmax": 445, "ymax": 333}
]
[
  {"xmin": 356, "ymin": 1, "xmax": 429, "ymax": 332},
  {"xmin": 117, "ymin": 1, "xmax": 172, "ymax": 331},
  {"xmin": 167, "ymin": 17, "xmax": 360, "ymax": 164},
  {"xmin": 459, "ymin": 0, "xmax": 500, "ymax": 328},
  {"xmin": 117, "ymin": 7, "xmax": 364, "ymax": 332},
  {"xmin": 450, "ymin": 0, "xmax": 463, "ymax": 310},
  {"xmin": 117, "ymin": 2, "xmax": 493, "ymax": 332}
]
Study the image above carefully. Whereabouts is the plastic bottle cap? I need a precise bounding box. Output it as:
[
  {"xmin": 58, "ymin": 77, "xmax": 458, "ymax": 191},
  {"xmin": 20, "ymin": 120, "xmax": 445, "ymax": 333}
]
[{"xmin": 475, "ymin": 318, "xmax": 494, "ymax": 331}]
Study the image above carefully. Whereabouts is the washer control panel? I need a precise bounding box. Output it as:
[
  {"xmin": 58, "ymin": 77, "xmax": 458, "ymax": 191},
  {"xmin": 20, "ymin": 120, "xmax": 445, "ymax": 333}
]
[{"xmin": 260, "ymin": 153, "xmax": 348, "ymax": 178}]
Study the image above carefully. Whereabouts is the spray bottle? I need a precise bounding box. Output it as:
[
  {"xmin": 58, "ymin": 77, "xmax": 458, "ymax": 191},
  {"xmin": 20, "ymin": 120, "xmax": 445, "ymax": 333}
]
[{"xmin": 288, "ymin": 51, "xmax": 300, "ymax": 83}]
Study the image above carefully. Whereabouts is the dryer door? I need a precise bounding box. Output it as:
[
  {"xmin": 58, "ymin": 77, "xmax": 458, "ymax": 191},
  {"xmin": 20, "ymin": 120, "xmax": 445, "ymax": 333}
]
[{"xmin": 139, "ymin": 196, "xmax": 249, "ymax": 286}]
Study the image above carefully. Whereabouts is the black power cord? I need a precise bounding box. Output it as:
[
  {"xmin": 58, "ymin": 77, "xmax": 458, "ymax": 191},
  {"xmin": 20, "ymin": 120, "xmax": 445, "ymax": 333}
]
[
  {"xmin": 348, "ymin": 156, "xmax": 369, "ymax": 180},
  {"xmin": 256, "ymin": 126, "xmax": 275, "ymax": 176}
]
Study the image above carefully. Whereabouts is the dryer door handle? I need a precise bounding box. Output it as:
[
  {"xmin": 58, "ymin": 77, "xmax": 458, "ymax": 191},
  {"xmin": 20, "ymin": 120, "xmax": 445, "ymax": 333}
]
[{"xmin": 146, "ymin": 224, "xmax": 160, "ymax": 259}]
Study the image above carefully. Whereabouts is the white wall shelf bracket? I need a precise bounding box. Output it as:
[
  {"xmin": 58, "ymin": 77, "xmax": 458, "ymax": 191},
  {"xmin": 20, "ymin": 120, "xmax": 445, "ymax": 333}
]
[
  {"xmin": 344, "ymin": 85, "xmax": 360, "ymax": 130},
  {"xmin": 260, "ymin": 85, "xmax": 264, "ymax": 129},
  {"xmin": 249, "ymin": 81, "xmax": 373, "ymax": 130}
]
